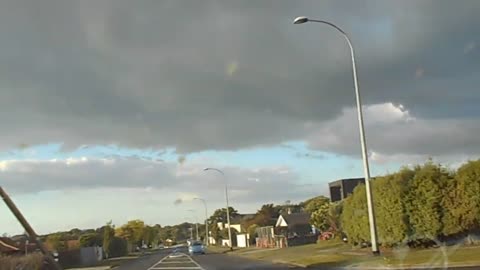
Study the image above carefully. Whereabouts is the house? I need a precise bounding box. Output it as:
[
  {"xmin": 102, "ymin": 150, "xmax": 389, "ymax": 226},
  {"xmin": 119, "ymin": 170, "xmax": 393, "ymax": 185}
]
[
  {"xmin": 0, "ymin": 237, "xmax": 21, "ymax": 255},
  {"xmin": 275, "ymin": 212, "xmax": 317, "ymax": 247},
  {"xmin": 212, "ymin": 213, "xmax": 255, "ymax": 247},
  {"xmin": 329, "ymin": 178, "xmax": 365, "ymax": 202},
  {"xmin": 275, "ymin": 212, "xmax": 312, "ymax": 238},
  {"xmin": 216, "ymin": 213, "xmax": 255, "ymax": 233}
]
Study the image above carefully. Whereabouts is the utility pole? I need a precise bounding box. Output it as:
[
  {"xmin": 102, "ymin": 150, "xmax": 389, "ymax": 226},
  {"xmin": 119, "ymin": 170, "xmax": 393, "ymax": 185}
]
[{"xmin": 0, "ymin": 186, "xmax": 63, "ymax": 270}]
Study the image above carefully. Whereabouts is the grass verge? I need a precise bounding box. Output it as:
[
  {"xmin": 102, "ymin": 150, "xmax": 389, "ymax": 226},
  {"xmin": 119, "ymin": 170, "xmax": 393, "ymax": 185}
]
[
  {"xmin": 359, "ymin": 245, "xmax": 480, "ymax": 268},
  {"xmin": 210, "ymin": 241, "xmax": 480, "ymax": 269}
]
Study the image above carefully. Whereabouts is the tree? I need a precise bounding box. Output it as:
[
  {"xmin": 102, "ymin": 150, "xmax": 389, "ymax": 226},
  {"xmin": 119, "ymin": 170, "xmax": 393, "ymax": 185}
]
[
  {"xmin": 310, "ymin": 203, "xmax": 330, "ymax": 232},
  {"xmin": 68, "ymin": 228, "xmax": 82, "ymax": 239},
  {"xmin": 103, "ymin": 221, "xmax": 115, "ymax": 258},
  {"xmin": 45, "ymin": 234, "xmax": 66, "ymax": 251},
  {"xmin": 244, "ymin": 204, "xmax": 277, "ymax": 228},
  {"xmin": 208, "ymin": 207, "xmax": 239, "ymax": 224},
  {"xmin": 158, "ymin": 226, "xmax": 172, "ymax": 243},
  {"xmin": 115, "ymin": 220, "xmax": 145, "ymax": 250},
  {"xmin": 274, "ymin": 201, "xmax": 302, "ymax": 216},
  {"xmin": 79, "ymin": 233, "xmax": 101, "ymax": 247},
  {"xmin": 247, "ymin": 224, "xmax": 259, "ymax": 244},
  {"xmin": 341, "ymin": 184, "xmax": 370, "ymax": 245},
  {"xmin": 443, "ymin": 160, "xmax": 480, "ymax": 236},
  {"xmin": 209, "ymin": 223, "xmax": 221, "ymax": 244},
  {"xmin": 303, "ymin": 196, "xmax": 330, "ymax": 214},
  {"xmin": 372, "ymin": 170, "xmax": 411, "ymax": 246},
  {"xmin": 220, "ymin": 228, "xmax": 238, "ymax": 246},
  {"xmin": 142, "ymin": 225, "xmax": 160, "ymax": 247},
  {"xmin": 405, "ymin": 162, "xmax": 451, "ymax": 242}
]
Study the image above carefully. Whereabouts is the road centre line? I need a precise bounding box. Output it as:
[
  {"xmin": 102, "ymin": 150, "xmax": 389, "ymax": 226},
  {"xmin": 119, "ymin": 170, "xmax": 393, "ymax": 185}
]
[{"xmin": 148, "ymin": 252, "xmax": 204, "ymax": 270}]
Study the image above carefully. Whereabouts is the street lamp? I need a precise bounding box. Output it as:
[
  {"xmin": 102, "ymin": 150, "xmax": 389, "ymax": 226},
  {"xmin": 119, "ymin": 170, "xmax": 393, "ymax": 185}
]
[
  {"xmin": 293, "ymin": 16, "xmax": 379, "ymax": 255},
  {"xmin": 204, "ymin": 167, "xmax": 233, "ymax": 250},
  {"xmin": 194, "ymin": 197, "xmax": 209, "ymax": 246}
]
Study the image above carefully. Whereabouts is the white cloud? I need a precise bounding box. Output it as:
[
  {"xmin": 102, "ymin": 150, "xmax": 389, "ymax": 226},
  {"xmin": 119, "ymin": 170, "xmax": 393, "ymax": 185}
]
[
  {"xmin": 0, "ymin": 156, "xmax": 326, "ymax": 234},
  {"xmin": 306, "ymin": 102, "xmax": 480, "ymax": 164},
  {"xmin": 0, "ymin": 156, "xmax": 317, "ymax": 203}
]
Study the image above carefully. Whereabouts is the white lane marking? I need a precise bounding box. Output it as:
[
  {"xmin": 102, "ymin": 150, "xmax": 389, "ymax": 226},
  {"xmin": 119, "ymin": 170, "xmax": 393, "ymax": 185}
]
[
  {"xmin": 186, "ymin": 255, "xmax": 204, "ymax": 269},
  {"xmin": 148, "ymin": 252, "xmax": 205, "ymax": 270},
  {"xmin": 150, "ymin": 266, "xmax": 201, "ymax": 270}
]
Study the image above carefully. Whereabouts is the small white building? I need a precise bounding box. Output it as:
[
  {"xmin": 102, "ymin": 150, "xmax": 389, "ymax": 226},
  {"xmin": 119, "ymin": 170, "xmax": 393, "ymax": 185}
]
[{"xmin": 236, "ymin": 234, "xmax": 250, "ymax": 248}]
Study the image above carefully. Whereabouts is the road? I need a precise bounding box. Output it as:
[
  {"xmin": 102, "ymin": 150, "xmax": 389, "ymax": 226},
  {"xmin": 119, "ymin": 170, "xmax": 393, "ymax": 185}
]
[
  {"xmin": 115, "ymin": 247, "xmax": 480, "ymax": 270},
  {"xmin": 115, "ymin": 247, "xmax": 304, "ymax": 270}
]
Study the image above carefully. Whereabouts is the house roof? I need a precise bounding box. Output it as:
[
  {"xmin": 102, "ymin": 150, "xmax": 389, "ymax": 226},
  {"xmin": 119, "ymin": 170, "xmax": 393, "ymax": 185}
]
[
  {"xmin": 0, "ymin": 237, "xmax": 20, "ymax": 253},
  {"xmin": 278, "ymin": 213, "xmax": 310, "ymax": 227}
]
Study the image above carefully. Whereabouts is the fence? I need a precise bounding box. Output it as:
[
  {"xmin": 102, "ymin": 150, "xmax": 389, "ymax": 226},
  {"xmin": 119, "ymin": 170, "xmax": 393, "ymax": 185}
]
[
  {"xmin": 58, "ymin": 246, "xmax": 103, "ymax": 268},
  {"xmin": 255, "ymin": 226, "xmax": 276, "ymax": 248}
]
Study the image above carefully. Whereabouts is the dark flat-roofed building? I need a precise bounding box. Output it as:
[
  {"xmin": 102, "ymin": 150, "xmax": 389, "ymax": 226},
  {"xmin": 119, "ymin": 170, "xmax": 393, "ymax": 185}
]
[{"xmin": 329, "ymin": 178, "xmax": 365, "ymax": 202}]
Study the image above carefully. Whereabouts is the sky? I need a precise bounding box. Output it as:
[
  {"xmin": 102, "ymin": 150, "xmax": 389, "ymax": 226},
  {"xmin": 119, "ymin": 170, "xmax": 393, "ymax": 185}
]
[{"xmin": 1, "ymin": 0, "xmax": 480, "ymax": 235}]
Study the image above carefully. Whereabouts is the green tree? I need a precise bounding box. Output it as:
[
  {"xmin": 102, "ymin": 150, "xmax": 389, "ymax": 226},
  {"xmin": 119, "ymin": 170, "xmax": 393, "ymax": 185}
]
[
  {"xmin": 247, "ymin": 224, "xmax": 259, "ymax": 244},
  {"xmin": 46, "ymin": 234, "xmax": 67, "ymax": 251},
  {"xmin": 103, "ymin": 221, "xmax": 115, "ymax": 258},
  {"xmin": 443, "ymin": 160, "xmax": 480, "ymax": 236},
  {"xmin": 208, "ymin": 207, "xmax": 239, "ymax": 224},
  {"xmin": 79, "ymin": 233, "xmax": 101, "ymax": 247},
  {"xmin": 115, "ymin": 219, "xmax": 145, "ymax": 249},
  {"xmin": 405, "ymin": 162, "xmax": 451, "ymax": 241},
  {"xmin": 209, "ymin": 223, "xmax": 221, "ymax": 244},
  {"xmin": 341, "ymin": 184, "xmax": 370, "ymax": 245},
  {"xmin": 274, "ymin": 201, "xmax": 302, "ymax": 216},
  {"xmin": 310, "ymin": 201, "xmax": 343, "ymax": 234},
  {"xmin": 244, "ymin": 204, "xmax": 277, "ymax": 228},
  {"xmin": 142, "ymin": 225, "xmax": 160, "ymax": 247},
  {"xmin": 373, "ymin": 171, "xmax": 411, "ymax": 246},
  {"xmin": 303, "ymin": 196, "xmax": 330, "ymax": 214},
  {"xmin": 310, "ymin": 203, "xmax": 331, "ymax": 232},
  {"xmin": 220, "ymin": 228, "xmax": 238, "ymax": 246},
  {"xmin": 158, "ymin": 226, "xmax": 172, "ymax": 243}
]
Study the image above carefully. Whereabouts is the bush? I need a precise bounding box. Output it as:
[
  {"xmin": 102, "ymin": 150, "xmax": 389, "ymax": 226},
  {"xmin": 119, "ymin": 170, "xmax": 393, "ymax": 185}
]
[
  {"xmin": 79, "ymin": 233, "xmax": 101, "ymax": 247},
  {"xmin": 340, "ymin": 162, "xmax": 461, "ymax": 247},
  {"xmin": 341, "ymin": 184, "xmax": 369, "ymax": 245},
  {"xmin": 0, "ymin": 253, "xmax": 45, "ymax": 270}
]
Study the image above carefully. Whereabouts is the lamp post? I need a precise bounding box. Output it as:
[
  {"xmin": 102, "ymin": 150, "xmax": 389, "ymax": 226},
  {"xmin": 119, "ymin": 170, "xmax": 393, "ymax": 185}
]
[
  {"xmin": 293, "ymin": 16, "xmax": 379, "ymax": 255},
  {"xmin": 204, "ymin": 168, "xmax": 233, "ymax": 250},
  {"xmin": 194, "ymin": 197, "xmax": 209, "ymax": 246}
]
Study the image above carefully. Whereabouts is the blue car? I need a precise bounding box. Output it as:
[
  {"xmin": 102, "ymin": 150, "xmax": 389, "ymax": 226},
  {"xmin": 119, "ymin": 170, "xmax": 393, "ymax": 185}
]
[{"xmin": 188, "ymin": 241, "xmax": 205, "ymax": 255}]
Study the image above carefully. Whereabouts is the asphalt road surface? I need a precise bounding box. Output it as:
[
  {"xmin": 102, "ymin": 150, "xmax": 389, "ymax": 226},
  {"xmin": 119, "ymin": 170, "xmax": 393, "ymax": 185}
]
[
  {"xmin": 115, "ymin": 247, "xmax": 480, "ymax": 270},
  {"xmin": 115, "ymin": 247, "xmax": 304, "ymax": 270}
]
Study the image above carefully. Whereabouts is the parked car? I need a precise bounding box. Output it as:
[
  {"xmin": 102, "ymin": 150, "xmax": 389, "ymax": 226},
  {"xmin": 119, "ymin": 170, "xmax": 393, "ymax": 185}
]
[{"xmin": 188, "ymin": 241, "xmax": 205, "ymax": 255}]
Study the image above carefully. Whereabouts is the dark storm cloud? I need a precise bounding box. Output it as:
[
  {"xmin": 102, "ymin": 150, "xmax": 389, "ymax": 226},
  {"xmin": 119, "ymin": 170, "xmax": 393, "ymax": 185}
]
[{"xmin": 0, "ymin": 0, "xmax": 478, "ymax": 157}]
